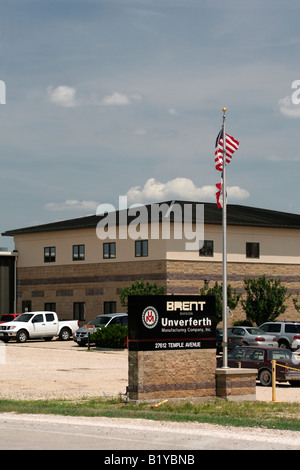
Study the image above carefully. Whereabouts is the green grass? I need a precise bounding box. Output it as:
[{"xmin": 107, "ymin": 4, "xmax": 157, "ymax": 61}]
[{"xmin": 1, "ymin": 396, "xmax": 300, "ymax": 432}]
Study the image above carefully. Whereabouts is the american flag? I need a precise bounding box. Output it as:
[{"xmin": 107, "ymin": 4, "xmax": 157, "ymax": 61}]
[
  {"xmin": 216, "ymin": 181, "xmax": 223, "ymax": 208},
  {"xmin": 215, "ymin": 172, "xmax": 224, "ymax": 208},
  {"xmin": 215, "ymin": 129, "xmax": 239, "ymax": 171}
]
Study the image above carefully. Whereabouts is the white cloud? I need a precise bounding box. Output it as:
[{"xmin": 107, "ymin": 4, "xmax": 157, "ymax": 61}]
[
  {"xmin": 101, "ymin": 92, "xmax": 131, "ymax": 106},
  {"xmin": 126, "ymin": 177, "xmax": 250, "ymax": 204},
  {"xmin": 277, "ymin": 95, "xmax": 300, "ymax": 118},
  {"xmin": 44, "ymin": 200, "xmax": 100, "ymax": 211},
  {"xmin": 47, "ymin": 85, "xmax": 78, "ymax": 107},
  {"xmin": 101, "ymin": 92, "xmax": 141, "ymax": 106},
  {"xmin": 47, "ymin": 87, "xmax": 142, "ymax": 108}
]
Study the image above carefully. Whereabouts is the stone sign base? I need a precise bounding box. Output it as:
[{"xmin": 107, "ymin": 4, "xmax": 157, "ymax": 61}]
[
  {"xmin": 128, "ymin": 350, "xmax": 257, "ymax": 402},
  {"xmin": 215, "ymin": 368, "xmax": 257, "ymax": 401},
  {"xmin": 128, "ymin": 349, "xmax": 216, "ymax": 401}
]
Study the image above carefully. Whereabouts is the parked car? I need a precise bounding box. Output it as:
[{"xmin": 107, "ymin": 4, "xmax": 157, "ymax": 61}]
[
  {"xmin": 216, "ymin": 328, "xmax": 243, "ymax": 354},
  {"xmin": 259, "ymin": 321, "xmax": 300, "ymax": 351},
  {"xmin": 73, "ymin": 313, "xmax": 128, "ymax": 346},
  {"xmin": 216, "ymin": 346, "xmax": 300, "ymax": 386},
  {"xmin": 227, "ymin": 326, "xmax": 278, "ymax": 347},
  {"xmin": 0, "ymin": 313, "xmax": 20, "ymax": 324}
]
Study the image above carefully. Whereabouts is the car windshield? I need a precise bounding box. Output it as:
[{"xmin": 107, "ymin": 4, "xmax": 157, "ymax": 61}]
[
  {"xmin": 87, "ymin": 316, "xmax": 111, "ymax": 327},
  {"xmin": 13, "ymin": 313, "xmax": 34, "ymax": 322}
]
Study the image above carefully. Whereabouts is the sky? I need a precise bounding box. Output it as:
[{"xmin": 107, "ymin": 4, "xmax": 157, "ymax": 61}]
[{"xmin": 1, "ymin": 0, "xmax": 300, "ymax": 250}]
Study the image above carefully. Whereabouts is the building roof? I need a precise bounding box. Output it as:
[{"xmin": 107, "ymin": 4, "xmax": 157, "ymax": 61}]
[{"xmin": 3, "ymin": 201, "xmax": 300, "ymax": 237}]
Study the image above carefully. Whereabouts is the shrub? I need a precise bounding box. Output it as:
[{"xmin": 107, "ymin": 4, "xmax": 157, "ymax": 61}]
[{"xmin": 91, "ymin": 324, "xmax": 128, "ymax": 349}]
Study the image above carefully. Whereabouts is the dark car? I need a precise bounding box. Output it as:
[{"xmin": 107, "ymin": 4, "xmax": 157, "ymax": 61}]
[
  {"xmin": 216, "ymin": 346, "xmax": 300, "ymax": 387},
  {"xmin": 216, "ymin": 328, "xmax": 243, "ymax": 354}
]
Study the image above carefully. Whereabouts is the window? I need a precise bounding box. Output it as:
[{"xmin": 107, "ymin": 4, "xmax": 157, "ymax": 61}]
[
  {"xmin": 73, "ymin": 244, "xmax": 85, "ymax": 261},
  {"xmin": 104, "ymin": 301, "xmax": 117, "ymax": 313},
  {"xmin": 44, "ymin": 303, "xmax": 56, "ymax": 312},
  {"xmin": 246, "ymin": 242, "xmax": 260, "ymax": 259},
  {"xmin": 22, "ymin": 300, "xmax": 31, "ymax": 312},
  {"xmin": 260, "ymin": 323, "xmax": 281, "ymax": 333},
  {"xmin": 109, "ymin": 316, "xmax": 128, "ymax": 326},
  {"xmin": 103, "ymin": 242, "xmax": 116, "ymax": 259},
  {"xmin": 135, "ymin": 240, "xmax": 148, "ymax": 257},
  {"xmin": 245, "ymin": 350, "xmax": 264, "ymax": 362},
  {"xmin": 45, "ymin": 313, "xmax": 55, "ymax": 322},
  {"xmin": 32, "ymin": 314, "xmax": 43, "ymax": 323},
  {"xmin": 44, "ymin": 246, "xmax": 56, "ymax": 263},
  {"xmin": 73, "ymin": 302, "xmax": 85, "ymax": 321},
  {"xmin": 285, "ymin": 324, "xmax": 300, "ymax": 334},
  {"xmin": 231, "ymin": 328, "xmax": 246, "ymax": 336},
  {"xmin": 199, "ymin": 240, "xmax": 214, "ymax": 257}
]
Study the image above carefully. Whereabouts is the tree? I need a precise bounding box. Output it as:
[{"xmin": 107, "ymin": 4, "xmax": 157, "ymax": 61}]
[
  {"xmin": 199, "ymin": 281, "xmax": 241, "ymax": 324},
  {"xmin": 120, "ymin": 279, "xmax": 166, "ymax": 311},
  {"xmin": 292, "ymin": 294, "xmax": 300, "ymax": 316},
  {"xmin": 241, "ymin": 275, "xmax": 289, "ymax": 326}
]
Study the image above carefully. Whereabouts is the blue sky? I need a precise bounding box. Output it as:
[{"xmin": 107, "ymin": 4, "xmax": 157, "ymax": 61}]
[{"xmin": 1, "ymin": 0, "xmax": 300, "ymax": 249}]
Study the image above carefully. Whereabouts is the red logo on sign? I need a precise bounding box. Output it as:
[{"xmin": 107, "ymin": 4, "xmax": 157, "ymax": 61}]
[{"xmin": 142, "ymin": 306, "xmax": 159, "ymax": 329}]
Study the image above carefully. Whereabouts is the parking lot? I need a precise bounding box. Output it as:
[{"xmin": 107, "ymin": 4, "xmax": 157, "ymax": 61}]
[
  {"xmin": 0, "ymin": 339, "xmax": 129, "ymax": 400},
  {"xmin": 0, "ymin": 339, "xmax": 299, "ymax": 402}
]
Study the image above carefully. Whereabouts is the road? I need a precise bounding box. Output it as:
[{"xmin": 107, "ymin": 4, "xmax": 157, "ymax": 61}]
[{"xmin": 0, "ymin": 413, "xmax": 300, "ymax": 450}]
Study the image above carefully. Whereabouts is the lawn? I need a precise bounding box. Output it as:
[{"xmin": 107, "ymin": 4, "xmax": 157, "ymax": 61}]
[{"xmin": 0, "ymin": 396, "xmax": 300, "ymax": 432}]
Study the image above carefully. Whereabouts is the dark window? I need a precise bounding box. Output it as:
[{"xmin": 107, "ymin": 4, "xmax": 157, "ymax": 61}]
[
  {"xmin": 44, "ymin": 302, "xmax": 56, "ymax": 312},
  {"xmin": 73, "ymin": 302, "xmax": 85, "ymax": 321},
  {"xmin": 44, "ymin": 247, "xmax": 56, "ymax": 262},
  {"xmin": 109, "ymin": 316, "xmax": 127, "ymax": 326},
  {"xmin": 103, "ymin": 242, "xmax": 116, "ymax": 259},
  {"xmin": 22, "ymin": 300, "xmax": 32, "ymax": 312},
  {"xmin": 32, "ymin": 314, "xmax": 43, "ymax": 323},
  {"xmin": 45, "ymin": 313, "xmax": 55, "ymax": 322},
  {"xmin": 135, "ymin": 240, "xmax": 148, "ymax": 257},
  {"xmin": 260, "ymin": 323, "xmax": 281, "ymax": 333},
  {"xmin": 73, "ymin": 244, "xmax": 85, "ymax": 261},
  {"xmin": 285, "ymin": 324, "xmax": 300, "ymax": 333},
  {"xmin": 104, "ymin": 301, "xmax": 117, "ymax": 314},
  {"xmin": 246, "ymin": 242, "xmax": 260, "ymax": 259},
  {"xmin": 199, "ymin": 240, "xmax": 214, "ymax": 257}
]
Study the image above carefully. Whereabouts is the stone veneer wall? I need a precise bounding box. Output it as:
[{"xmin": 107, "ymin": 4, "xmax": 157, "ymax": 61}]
[
  {"xmin": 16, "ymin": 261, "xmax": 168, "ymax": 320},
  {"xmin": 166, "ymin": 260, "xmax": 300, "ymax": 322},
  {"xmin": 128, "ymin": 349, "xmax": 216, "ymax": 401},
  {"xmin": 16, "ymin": 258, "xmax": 300, "ymax": 323}
]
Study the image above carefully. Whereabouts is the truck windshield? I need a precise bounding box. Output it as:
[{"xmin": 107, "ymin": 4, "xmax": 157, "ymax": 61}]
[{"xmin": 13, "ymin": 314, "xmax": 34, "ymax": 322}]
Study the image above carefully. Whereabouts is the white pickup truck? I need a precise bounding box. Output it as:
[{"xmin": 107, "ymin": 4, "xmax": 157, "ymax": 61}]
[{"xmin": 0, "ymin": 311, "xmax": 79, "ymax": 343}]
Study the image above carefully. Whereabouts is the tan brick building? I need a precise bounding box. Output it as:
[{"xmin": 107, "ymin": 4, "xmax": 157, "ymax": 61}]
[{"xmin": 3, "ymin": 200, "xmax": 300, "ymax": 325}]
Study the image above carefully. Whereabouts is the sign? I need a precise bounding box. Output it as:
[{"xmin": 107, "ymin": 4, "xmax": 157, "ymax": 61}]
[{"xmin": 128, "ymin": 295, "xmax": 216, "ymax": 351}]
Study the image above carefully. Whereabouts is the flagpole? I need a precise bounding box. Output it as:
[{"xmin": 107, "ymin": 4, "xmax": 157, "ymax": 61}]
[{"xmin": 222, "ymin": 107, "xmax": 228, "ymax": 368}]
